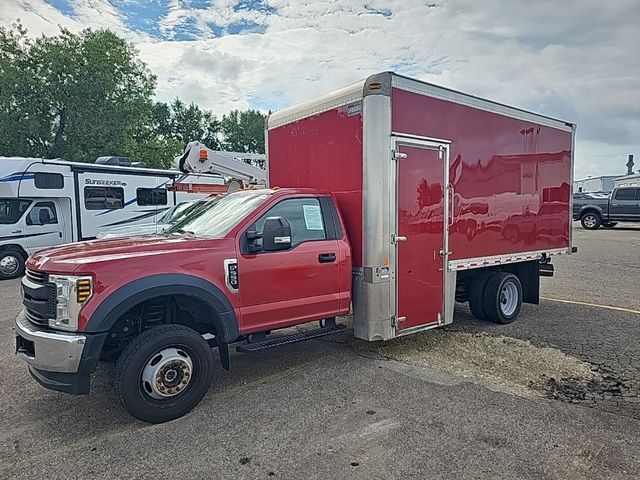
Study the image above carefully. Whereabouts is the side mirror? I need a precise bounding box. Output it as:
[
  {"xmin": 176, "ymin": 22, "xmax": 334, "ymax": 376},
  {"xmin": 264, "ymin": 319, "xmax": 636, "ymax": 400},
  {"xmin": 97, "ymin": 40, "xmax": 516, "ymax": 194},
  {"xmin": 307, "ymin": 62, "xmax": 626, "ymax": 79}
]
[
  {"xmin": 262, "ymin": 216, "xmax": 291, "ymax": 251},
  {"xmin": 39, "ymin": 209, "xmax": 51, "ymax": 224}
]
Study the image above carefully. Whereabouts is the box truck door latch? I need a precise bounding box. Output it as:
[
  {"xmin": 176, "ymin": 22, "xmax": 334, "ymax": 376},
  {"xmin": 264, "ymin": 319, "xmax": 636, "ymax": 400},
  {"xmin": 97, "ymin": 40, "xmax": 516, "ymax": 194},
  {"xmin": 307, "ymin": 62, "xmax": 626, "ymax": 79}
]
[
  {"xmin": 392, "ymin": 150, "xmax": 407, "ymax": 160},
  {"xmin": 439, "ymin": 249, "xmax": 452, "ymax": 257},
  {"xmin": 391, "ymin": 234, "xmax": 407, "ymax": 244}
]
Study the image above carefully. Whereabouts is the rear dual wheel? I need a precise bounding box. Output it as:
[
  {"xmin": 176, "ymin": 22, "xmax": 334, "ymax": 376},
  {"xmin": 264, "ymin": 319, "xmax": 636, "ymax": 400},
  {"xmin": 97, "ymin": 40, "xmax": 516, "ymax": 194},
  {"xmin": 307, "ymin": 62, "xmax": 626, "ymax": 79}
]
[{"xmin": 468, "ymin": 272, "xmax": 523, "ymax": 324}]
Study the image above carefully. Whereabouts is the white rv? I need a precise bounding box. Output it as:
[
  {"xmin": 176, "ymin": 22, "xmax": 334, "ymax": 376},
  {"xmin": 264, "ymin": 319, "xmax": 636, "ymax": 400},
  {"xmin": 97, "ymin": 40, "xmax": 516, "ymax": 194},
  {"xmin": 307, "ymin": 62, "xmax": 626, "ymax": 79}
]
[{"xmin": 0, "ymin": 157, "xmax": 225, "ymax": 279}]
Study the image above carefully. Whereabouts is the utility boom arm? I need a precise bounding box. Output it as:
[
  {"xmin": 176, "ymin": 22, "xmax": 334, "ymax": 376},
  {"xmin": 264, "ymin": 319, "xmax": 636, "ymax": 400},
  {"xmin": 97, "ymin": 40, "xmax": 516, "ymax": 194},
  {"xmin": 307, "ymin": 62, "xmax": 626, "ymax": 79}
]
[{"xmin": 175, "ymin": 141, "xmax": 266, "ymax": 184}]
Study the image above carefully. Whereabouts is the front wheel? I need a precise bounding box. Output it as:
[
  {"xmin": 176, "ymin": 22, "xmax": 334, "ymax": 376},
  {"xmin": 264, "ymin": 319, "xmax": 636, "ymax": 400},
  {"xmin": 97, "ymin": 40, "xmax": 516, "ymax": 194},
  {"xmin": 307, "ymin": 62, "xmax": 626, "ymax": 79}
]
[
  {"xmin": 483, "ymin": 273, "xmax": 523, "ymax": 324},
  {"xmin": 0, "ymin": 251, "xmax": 25, "ymax": 280},
  {"xmin": 115, "ymin": 325, "xmax": 214, "ymax": 423},
  {"xmin": 580, "ymin": 212, "xmax": 601, "ymax": 230}
]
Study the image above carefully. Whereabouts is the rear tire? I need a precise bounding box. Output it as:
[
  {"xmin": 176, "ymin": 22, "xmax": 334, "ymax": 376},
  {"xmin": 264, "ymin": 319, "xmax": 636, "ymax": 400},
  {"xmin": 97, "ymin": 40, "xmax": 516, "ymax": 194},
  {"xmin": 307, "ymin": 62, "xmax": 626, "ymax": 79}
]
[
  {"xmin": 580, "ymin": 212, "xmax": 601, "ymax": 230},
  {"xmin": 468, "ymin": 272, "xmax": 492, "ymax": 320},
  {"xmin": 115, "ymin": 325, "xmax": 214, "ymax": 423},
  {"xmin": 483, "ymin": 273, "xmax": 523, "ymax": 324}
]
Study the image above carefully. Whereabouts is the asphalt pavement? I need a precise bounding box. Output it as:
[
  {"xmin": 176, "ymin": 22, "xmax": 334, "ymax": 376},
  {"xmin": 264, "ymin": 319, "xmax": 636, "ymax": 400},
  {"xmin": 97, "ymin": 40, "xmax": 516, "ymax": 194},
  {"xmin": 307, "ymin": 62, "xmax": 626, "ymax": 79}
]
[{"xmin": 1, "ymin": 222, "xmax": 639, "ymax": 479}]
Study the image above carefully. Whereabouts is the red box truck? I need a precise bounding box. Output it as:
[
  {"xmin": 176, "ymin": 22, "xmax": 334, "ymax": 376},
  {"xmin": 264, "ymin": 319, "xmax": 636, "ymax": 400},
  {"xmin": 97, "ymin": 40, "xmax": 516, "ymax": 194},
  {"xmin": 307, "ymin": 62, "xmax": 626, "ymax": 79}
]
[{"xmin": 14, "ymin": 72, "xmax": 574, "ymax": 422}]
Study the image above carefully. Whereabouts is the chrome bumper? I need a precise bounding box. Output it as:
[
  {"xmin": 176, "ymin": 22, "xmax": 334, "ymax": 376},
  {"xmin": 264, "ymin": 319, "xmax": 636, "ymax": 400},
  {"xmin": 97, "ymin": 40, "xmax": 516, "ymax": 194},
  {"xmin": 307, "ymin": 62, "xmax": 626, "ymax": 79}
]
[{"xmin": 14, "ymin": 309, "xmax": 87, "ymax": 373}]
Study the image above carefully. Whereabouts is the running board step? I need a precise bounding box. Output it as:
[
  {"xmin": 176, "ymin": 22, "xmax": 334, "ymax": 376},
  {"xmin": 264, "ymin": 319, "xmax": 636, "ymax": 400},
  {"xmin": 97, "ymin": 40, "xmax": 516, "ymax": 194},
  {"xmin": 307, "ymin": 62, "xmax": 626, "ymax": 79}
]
[{"xmin": 236, "ymin": 321, "xmax": 346, "ymax": 353}]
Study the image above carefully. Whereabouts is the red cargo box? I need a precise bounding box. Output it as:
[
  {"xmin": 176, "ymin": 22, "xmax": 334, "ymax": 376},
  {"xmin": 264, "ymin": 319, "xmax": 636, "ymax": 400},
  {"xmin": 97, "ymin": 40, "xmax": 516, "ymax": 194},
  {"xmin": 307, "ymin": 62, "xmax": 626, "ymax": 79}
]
[{"xmin": 268, "ymin": 72, "xmax": 574, "ymax": 340}]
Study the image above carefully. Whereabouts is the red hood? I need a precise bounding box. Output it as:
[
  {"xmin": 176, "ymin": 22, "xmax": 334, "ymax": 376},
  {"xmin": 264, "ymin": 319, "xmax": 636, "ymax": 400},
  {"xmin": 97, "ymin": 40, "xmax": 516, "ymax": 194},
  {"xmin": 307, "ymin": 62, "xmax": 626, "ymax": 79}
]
[{"xmin": 27, "ymin": 235, "xmax": 206, "ymax": 274}]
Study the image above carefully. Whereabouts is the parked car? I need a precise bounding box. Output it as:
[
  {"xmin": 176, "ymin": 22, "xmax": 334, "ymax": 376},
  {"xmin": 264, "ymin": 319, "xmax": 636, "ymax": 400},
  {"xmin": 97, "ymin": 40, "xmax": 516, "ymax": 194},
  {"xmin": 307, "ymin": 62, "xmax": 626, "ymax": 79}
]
[{"xmin": 573, "ymin": 187, "xmax": 640, "ymax": 229}]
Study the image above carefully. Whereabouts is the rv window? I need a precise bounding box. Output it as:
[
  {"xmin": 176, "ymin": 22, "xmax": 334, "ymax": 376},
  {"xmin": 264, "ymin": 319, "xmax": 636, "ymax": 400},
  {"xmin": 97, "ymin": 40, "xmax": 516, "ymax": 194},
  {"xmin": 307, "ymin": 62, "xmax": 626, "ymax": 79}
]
[
  {"xmin": 0, "ymin": 199, "xmax": 32, "ymax": 225},
  {"xmin": 137, "ymin": 188, "xmax": 168, "ymax": 206},
  {"xmin": 34, "ymin": 173, "xmax": 64, "ymax": 189},
  {"xmin": 26, "ymin": 202, "xmax": 58, "ymax": 225},
  {"xmin": 84, "ymin": 186, "xmax": 125, "ymax": 210}
]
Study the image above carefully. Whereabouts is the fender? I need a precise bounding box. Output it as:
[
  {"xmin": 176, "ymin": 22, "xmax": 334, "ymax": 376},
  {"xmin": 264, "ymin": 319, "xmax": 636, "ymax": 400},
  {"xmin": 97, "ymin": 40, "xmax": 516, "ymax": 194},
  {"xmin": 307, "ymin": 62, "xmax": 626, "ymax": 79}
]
[
  {"xmin": 578, "ymin": 204, "xmax": 605, "ymax": 218},
  {"xmin": 83, "ymin": 273, "xmax": 240, "ymax": 344}
]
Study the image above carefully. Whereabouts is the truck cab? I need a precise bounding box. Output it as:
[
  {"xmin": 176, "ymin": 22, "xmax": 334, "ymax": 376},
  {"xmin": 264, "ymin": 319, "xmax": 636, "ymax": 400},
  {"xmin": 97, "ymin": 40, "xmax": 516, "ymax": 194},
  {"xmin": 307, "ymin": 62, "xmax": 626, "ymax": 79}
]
[
  {"xmin": 0, "ymin": 196, "xmax": 69, "ymax": 279},
  {"xmin": 14, "ymin": 188, "xmax": 351, "ymax": 423}
]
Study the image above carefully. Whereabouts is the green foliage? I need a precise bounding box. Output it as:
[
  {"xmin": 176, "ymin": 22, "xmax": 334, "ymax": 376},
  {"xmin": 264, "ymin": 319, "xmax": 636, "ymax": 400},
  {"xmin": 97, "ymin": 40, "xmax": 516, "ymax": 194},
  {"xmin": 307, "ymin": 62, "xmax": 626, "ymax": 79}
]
[
  {"xmin": 0, "ymin": 23, "xmax": 155, "ymax": 163},
  {"xmin": 0, "ymin": 24, "xmax": 267, "ymax": 170},
  {"xmin": 220, "ymin": 109, "xmax": 266, "ymax": 154}
]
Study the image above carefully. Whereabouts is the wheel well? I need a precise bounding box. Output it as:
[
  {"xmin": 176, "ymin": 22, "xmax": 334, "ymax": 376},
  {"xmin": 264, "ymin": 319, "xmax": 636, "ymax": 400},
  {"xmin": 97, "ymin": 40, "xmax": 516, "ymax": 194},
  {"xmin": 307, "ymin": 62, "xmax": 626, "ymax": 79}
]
[
  {"xmin": 0, "ymin": 244, "xmax": 28, "ymax": 260},
  {"xmin": 456, "ymin": 260, "xmax": 539, "ymax": 305},
  {"xmin": 101, "ymin": 294, "xmax": 220, "ymax": 360},
  {"xmin": 580, "ymin": 208, "xmax": 601, "ymax": 219}
]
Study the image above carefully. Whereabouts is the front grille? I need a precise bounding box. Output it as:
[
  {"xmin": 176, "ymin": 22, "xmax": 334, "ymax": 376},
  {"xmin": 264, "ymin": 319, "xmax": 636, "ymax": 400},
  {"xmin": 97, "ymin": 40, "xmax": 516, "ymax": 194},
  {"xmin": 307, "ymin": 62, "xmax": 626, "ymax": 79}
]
[
  {"xmin": 26, "ymin": 268, "xmax": 48, "ymax": 284},
  {"xmin": 22, "ymin": 269, "xmax": 56, "ymax": 327},
  {"xmin": 25, "ymin": 308, "xmax": 49, "ymax": 326}
]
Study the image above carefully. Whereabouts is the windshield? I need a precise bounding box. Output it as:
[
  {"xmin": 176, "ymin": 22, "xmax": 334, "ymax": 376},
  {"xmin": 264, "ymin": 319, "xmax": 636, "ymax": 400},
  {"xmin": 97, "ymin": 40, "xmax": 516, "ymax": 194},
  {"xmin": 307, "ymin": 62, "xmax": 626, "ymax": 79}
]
[
  {"xmin": 0, "ymin": 198, "xmax": 32, "ymax": 225},
  {"xmin": 166, "ymin": 190, "xmax": 272, "ymax": 238},
  {"xmin": 160, "ymin": 202, "xmax": 194, "ymax": 224}
]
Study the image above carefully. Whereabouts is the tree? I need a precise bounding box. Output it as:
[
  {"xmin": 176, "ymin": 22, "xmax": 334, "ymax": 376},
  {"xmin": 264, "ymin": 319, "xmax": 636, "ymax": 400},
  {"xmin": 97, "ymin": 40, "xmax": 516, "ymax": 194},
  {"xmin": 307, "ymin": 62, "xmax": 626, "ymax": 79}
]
[
  {"xmin": 220, "ymin": 109, "xmax": 266, "ymax": 156},
  {"xmin": 0, "ymin": 23, "xmax": 155, "ymax": 163},
  {"xmin": 150, "ymin": 99, "xmax": 221, "ymax": 148}
]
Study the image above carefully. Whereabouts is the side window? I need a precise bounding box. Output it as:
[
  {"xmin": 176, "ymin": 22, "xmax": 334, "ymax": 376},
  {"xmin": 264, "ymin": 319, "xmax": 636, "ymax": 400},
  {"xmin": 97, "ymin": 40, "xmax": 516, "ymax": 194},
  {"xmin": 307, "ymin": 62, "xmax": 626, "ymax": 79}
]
[
  {"xmin": 34, "ymin": 172, "xmax": 64, "ymax": 189},
  {"xmin": 252, "ymin": 198, "xmax": 326, "ymax": 247},
  {"xmin": 84, "ymin": 186, "xmax": 125, "ymax": 210},
  {"xmin": 26, "ymin": 201, "xmax": 58, "ymax": 226},
  {"xmin": 614, "ymin": 188, "xmax": 636, "ymax": 200},
  {"xmin": 137, "ymin": 187, "xmax": 168, "ymax": 206}
]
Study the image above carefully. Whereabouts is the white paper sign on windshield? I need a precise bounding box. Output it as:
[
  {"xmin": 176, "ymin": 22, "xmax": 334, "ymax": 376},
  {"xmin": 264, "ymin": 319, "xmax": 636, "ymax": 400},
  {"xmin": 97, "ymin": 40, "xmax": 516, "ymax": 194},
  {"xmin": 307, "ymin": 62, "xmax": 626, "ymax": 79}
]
[{"xmin": 302, "ymin": 204, "xmax": 324, "ymax": 230}]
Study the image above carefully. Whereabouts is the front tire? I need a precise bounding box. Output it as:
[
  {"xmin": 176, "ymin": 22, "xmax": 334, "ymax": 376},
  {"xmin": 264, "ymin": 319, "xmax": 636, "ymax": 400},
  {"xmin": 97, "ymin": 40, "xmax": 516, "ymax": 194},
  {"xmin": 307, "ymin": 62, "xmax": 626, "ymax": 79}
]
[
  {"xmin": 0, "ymin": 251, "xmax": 25, "ymax": 280},
  {"xmin": 483, "ymin": 273, "xmax": 523, "ymax": 324},
  {"xmin": 581, "ymin": 212, "xmax": 602, "ymax": 230},
  {"xmin": 115, "ymin": 325, "xmax": 214, "ymax": 423}
]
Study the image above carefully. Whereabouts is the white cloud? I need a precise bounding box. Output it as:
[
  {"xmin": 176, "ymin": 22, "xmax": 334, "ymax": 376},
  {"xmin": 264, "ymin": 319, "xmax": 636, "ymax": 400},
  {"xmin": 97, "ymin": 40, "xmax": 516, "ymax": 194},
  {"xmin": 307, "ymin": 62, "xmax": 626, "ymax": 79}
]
[{"xmin": 1, "ymin": 0, "xmax": 639, "ymax": 177}]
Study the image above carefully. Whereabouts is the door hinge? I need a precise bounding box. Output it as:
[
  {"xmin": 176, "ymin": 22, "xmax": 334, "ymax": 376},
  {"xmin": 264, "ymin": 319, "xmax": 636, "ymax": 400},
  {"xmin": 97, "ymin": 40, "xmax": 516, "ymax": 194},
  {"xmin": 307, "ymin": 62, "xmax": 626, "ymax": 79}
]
[
  {"xmin": 438, "ymin": 146, "xmax": 445, "ymax": 160},
  {"xmin": 392, "ymin": 150, "xmax": 407, "ymax": 160}
]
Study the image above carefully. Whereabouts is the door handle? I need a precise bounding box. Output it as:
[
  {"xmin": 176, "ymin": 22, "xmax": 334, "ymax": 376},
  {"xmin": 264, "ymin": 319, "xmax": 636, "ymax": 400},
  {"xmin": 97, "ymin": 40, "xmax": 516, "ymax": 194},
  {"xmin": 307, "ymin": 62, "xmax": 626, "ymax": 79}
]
[
  {"xmin": 392, "ymin": 234, "xmax": 407, "ymax": 244},
  {"xmin": 318, "ymin": 253, "xmax": 336, "ymax": 263},
  {"xmin": 11, "ymin": 230, "xmax": 22, "ymax": 234}
]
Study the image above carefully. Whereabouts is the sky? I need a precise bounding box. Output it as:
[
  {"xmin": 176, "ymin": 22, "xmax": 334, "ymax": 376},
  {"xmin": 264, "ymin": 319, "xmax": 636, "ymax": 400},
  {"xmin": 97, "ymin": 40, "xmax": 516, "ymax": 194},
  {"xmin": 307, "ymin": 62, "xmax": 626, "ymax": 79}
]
[{"xmin": 1, "ymin": 0, "xmax": 639, "ymax": 179}]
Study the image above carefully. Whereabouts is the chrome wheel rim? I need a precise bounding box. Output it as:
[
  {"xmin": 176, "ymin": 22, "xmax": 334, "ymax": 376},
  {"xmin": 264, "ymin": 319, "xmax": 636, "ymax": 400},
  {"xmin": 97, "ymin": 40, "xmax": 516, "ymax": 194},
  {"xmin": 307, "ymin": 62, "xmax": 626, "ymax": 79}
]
[
  {"xmin": 500, "ymin": 282, "xmax": 519, "ymax": 316},
  {"xmin": 583, "ymin": 215, "xmax": 597, "ymax": 228},
  {"xmin": 0, "ymin": 255, "xmax": 19, "ymax": 275},
  {"xmin": 141, "ymin": 347, "xmax": 193, "ymax": 400}
]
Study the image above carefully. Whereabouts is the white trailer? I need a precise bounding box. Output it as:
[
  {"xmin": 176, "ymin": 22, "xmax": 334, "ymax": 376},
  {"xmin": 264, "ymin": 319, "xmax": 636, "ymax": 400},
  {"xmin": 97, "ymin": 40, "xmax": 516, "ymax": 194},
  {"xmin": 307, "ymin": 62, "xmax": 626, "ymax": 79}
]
[{"xmin": 0, "ymin": 157, "xmax": 225, "ymax": 279}]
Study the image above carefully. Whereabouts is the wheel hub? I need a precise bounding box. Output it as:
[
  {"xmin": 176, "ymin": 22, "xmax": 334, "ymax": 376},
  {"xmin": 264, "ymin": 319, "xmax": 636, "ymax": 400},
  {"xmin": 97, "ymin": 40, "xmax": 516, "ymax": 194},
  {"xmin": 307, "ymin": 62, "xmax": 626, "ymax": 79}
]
[
  {"xmin": 499, "ymin": 282, "xmax": 519, "ymax": 316},
  {"xmin": 142, "ymin": 347, "xmax": 193, "ymax": 399},
  {"xmin": 0, "ymin": 255, "xmax": 19, "ymax": 275},
  {"xmin": 584, "ymin": 215, "xmax": 596, "ymax": 228}
]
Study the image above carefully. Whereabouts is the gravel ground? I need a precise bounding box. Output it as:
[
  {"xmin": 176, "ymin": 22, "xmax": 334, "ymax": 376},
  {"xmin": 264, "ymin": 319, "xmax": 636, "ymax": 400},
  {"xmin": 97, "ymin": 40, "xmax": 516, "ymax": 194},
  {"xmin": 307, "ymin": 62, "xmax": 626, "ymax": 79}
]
[{"xmin": 1, "ymin": 222, "xmax": 639, "ymax": 479}]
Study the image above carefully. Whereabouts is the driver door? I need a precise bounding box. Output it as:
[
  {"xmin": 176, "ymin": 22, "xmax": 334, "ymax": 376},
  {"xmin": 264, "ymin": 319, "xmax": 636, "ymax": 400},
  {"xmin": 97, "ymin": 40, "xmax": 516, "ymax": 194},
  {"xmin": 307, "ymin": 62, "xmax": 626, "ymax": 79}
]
[
  {"xmin": 237, "ymin": 197, "xmax": 341, "ymax": 333},
  {"xmin": 24, "ymin": 201, "xmax": 64, "ymax": 254}
]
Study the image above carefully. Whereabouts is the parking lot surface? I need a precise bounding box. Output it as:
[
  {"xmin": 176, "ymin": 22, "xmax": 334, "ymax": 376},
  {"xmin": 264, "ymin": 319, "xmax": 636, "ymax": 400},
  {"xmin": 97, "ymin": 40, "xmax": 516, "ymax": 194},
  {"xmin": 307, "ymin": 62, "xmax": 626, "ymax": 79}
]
[{"xmin": 1, "ymin": 224, "xmax": 639, "ymax": 479}]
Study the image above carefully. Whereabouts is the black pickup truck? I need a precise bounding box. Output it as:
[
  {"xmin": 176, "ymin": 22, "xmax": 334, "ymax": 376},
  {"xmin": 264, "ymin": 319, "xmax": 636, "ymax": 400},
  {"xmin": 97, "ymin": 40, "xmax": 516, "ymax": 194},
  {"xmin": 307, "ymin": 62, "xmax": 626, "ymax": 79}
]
[{"xmin": 573, "ymin": 187, "xmax": 640, "ymax": 229}]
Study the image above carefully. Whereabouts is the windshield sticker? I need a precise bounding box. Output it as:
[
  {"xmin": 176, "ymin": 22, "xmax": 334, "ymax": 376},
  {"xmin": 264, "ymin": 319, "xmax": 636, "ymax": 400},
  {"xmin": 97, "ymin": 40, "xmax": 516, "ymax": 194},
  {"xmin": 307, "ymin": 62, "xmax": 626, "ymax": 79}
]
[{"xmin": 302, "ymin": 205, "xmax": 324, "ymax": 230}]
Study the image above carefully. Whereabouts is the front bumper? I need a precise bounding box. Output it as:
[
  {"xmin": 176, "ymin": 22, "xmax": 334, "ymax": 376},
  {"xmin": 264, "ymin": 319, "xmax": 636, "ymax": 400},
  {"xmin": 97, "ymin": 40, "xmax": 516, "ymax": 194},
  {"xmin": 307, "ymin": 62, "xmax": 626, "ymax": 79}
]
[
  {"xmin": 15, "ymin": 308, "xmax": 86, "ymax": 373},
  {"xmin": 14, "ymin": 309, "xmax": 106, "ymax": 394}
]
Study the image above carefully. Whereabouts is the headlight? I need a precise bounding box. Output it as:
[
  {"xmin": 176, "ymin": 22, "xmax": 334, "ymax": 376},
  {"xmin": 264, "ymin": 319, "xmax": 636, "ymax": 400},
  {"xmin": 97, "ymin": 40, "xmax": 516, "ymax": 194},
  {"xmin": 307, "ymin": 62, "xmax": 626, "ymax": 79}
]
[{"xmin": 48, "ymin": 275, "xmax": 92, "ymax": 331}]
